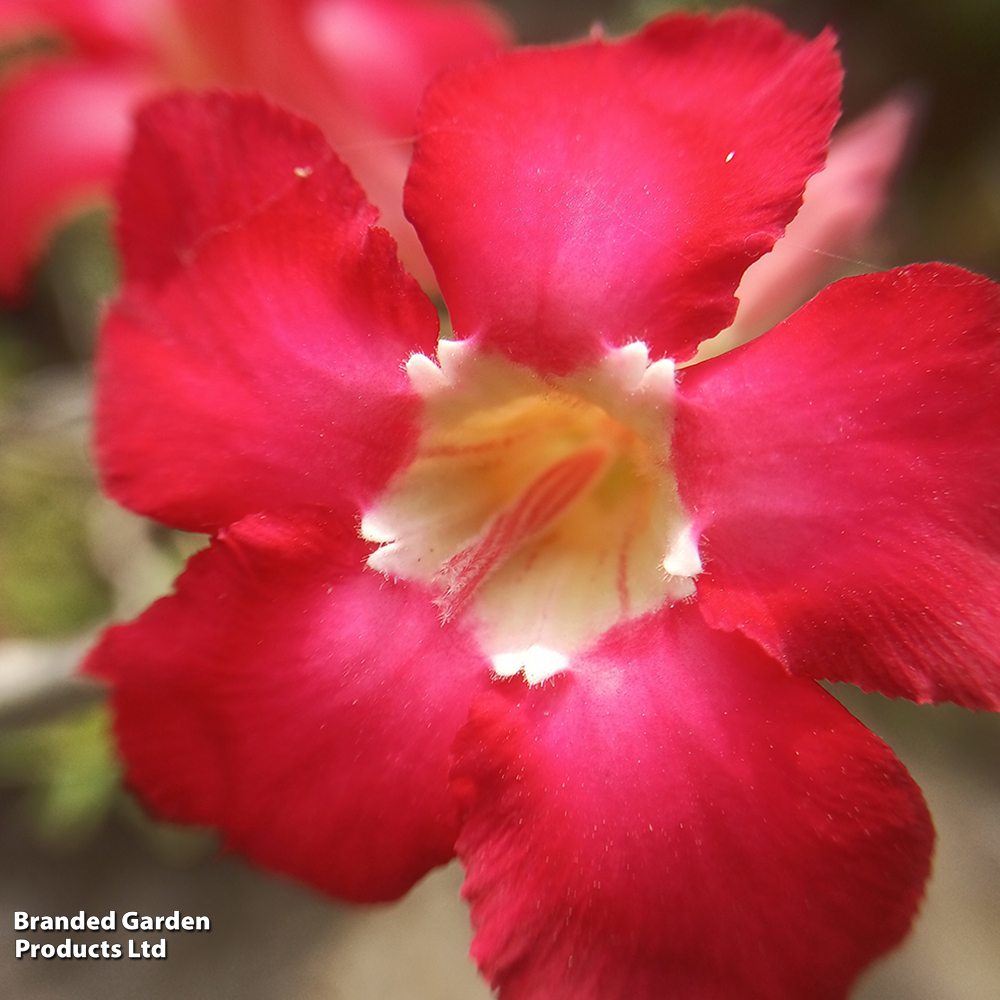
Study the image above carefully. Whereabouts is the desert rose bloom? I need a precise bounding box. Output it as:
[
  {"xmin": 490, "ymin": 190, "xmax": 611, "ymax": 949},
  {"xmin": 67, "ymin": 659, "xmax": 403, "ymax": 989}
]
[
  {"xmin": 85, "ymin": 11, "xmax": 1000, "ymax": 1000},
  {"xmin": 0, "ymin": 0, "xmax": 510, "ymax": 297}
]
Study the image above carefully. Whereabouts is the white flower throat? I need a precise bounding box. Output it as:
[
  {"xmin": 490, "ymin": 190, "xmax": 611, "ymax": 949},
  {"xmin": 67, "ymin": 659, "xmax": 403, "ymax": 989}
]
[{"xmin": 361, "ymin": 339, "xmax": 701, "ymax": 684}]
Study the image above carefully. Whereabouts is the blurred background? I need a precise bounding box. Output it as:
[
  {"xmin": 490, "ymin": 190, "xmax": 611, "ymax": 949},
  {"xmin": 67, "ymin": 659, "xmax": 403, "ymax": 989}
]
[{"xmin": 1, "ymin": 0, "xmax": 998, "ymax": 997}]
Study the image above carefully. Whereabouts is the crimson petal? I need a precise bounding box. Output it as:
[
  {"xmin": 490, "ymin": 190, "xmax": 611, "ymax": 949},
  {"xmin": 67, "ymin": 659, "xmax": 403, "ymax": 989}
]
[
  {"xmin": 85, "ymin": 508, "xmax": 491, "ymax": 902},
  {"xmin": 675, "ymin": 264, "xmax": 1000, "ymax": 709},
  {"xmin": 98, "ymin": 93, "xmax": 437, "ymax": 532},
  {"xmin": 451, "ymin": 604, "xmax": 932, "ymax": 1000},
  {"xmin": 405, "ymin": 10, "xmax": 841, "ymax": 375}
]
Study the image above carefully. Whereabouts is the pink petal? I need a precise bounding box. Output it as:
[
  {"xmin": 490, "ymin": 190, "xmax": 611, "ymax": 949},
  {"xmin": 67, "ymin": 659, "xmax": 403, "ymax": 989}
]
[
  {"xmin": 301, "ymin": 0, "xmax": 512, "ymax": 289},
  {"xmin": 115, "ymin": 89, "xmax": 355, "ymax": 285},
  {"xmin": 0, "ymin": 1, "xmax": 51, "ymax": 38},
  {"xmin": 405, "ymin": 10, "xmax": 842, "ymax": 376},
  {"xmin": 0, "ymin": 59, "xmax": 149, "ymax": 300},
  {"xmin": 303, "ymin": 0, "xmax": 511, "ymax": 137},
  {"xmin": 720, "ymin": 93, "xmax": 917, "ymax": 349},
  {"xmin": 98, "ymin": 93, "xmax": 438, "ymax": 532},
  {"xmin": 170, "ymin": 0, "xmax": 510, "ymax": 290},
  {"xmin": 675, "ymin": 264, "xmax": 1000, "ymax": 709},
  {"xmin": 0, "ymin": 0, "xmax": 160, "ymax": 54},
  {"xmin": 452, "ymin": 604, "xmax": 933, "ymax": 1000},
  {"xmin": 168, "ymin": 0, "xmax": 423, "ymax": 279},
  {"xmin": 85, "ymin": 508, "xmax": 491, "ymax": 902}
]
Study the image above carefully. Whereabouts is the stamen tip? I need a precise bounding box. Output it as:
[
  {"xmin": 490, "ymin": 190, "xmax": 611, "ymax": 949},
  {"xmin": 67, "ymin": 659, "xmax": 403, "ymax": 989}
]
[
  {"xmin": 406, "ymin": 352, "xmax": 448, "ymax": 395},
  {"xmin": 602, "ymin": 341, "xmax": 651, "ymax": 390},
  {"xmin": 359, "ymin": 514, "xmax": 396, "ymax": 543},
  {"xmin": 639, "ymin": 358, "xmax": 677, "ymax": 397},
  {"xmin": 491, "ymin": 652, "xmax": 523, "ymax": 678},
  {"xmin": 491, "ymin": 645, "xmax": 569, "ymax": 685},
  {"xmin": 663, "ymin": 528, "xmax": 702, "ymax": 578},
  {"xmin": 436, "ymin": 338, "xmax": 469, "ymax": 382},
  {"xmin": 366, "ymin": 542, "xmax": 401, "ymax": 575}
]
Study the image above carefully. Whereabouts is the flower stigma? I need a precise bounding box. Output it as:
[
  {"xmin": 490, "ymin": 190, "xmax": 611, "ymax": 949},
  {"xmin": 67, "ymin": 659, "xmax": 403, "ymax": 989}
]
[{"xmin": 361, "ymin": 340, "xmax": 701, "ymax": 683}]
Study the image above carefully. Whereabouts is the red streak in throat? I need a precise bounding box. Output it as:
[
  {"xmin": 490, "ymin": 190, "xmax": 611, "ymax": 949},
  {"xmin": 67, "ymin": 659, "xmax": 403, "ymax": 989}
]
[{"xmin": 434, "ymin": 446, "xmax": 609, "ymax": 620}]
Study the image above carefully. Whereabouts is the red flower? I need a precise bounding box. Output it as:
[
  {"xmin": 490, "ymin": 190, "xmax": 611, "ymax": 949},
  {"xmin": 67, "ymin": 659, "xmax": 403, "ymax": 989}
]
[
  {"xmin": 85, "ymin": 11, "xmax": 1000, "ymax": 1000},
  {"xmin": 0, "ymin": 0, "xmax": 510, "ymax": 298}
]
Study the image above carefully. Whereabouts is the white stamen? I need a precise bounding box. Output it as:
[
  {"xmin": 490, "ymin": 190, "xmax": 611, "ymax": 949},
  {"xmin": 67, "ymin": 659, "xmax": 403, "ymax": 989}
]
[
  {"xmin": 436, "ymin": 337, "xmax": 468, "ymax": 382},
  {"xmin": 599, "ymin": 341, "xmax": 650, "ymax": 391},
  {"xmin": 663, "ymin": 527, "xmax": 702, "ymax": 578},
  {"xmin": 365, "ymin": 540, "xmax": 403, "ymax": 575},
  {"xmin": 492, "ymin": 645, "xmax": 569, "ymax": 685},
  {"xmin": 638, "ymin": 358, "xmax": 677, "ymax": 398},
  {"xmin": 359, "ymin": 513, "xmax": 398, "ymax": 543},
  {"xmin": 405, "ymin": 353, "xmax": 448, "ymax": 396}
]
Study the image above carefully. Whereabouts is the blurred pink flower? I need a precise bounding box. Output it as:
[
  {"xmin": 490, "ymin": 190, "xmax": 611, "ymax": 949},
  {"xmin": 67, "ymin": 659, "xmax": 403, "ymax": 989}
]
[
  {"xmin": 0, "ymin": 0, "xmax": 510, "ymax": 297},
  {"xmin": 703, "ymin": 92, "xmax": 916, "ymax": 357}
]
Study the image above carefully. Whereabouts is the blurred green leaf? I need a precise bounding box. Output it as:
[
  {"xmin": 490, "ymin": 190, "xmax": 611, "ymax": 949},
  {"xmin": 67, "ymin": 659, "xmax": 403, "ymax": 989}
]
[
  {"xmin": 0, "ymin": 431, "xmax": 112, "ymax": 636},
  {"xmin": 0, "ymin": 701, "xmax": 120, "ymax": 848},
  {"xmin": 36, "ymin": 208, "xmax": 119, "ymax": 360}
]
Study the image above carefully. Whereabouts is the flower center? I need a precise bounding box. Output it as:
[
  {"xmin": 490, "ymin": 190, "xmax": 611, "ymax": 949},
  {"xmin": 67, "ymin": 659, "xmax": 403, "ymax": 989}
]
[{"xmin": 361, "ymin": 340, "xmax": 700, "ymax": 683}]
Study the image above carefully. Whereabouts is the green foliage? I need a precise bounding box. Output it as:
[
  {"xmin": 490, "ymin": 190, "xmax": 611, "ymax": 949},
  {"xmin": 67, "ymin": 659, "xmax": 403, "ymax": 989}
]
[
  {"xmin": 0, "ymin": 702, "xmax": 120, "ymax": 849},
  {"xmin": 37, "ymin": 208, "xmax": 119, "ymax": 359},
  {"xmin": 0, "ymin": 699, "xmax": 217, "ymax": 861},
  {"xmin": 0, "ymin": 430, "xmax": 112, "ymax": 637}
]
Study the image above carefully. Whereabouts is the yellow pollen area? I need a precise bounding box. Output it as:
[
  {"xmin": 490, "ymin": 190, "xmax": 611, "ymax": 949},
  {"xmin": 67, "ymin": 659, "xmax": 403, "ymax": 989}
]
[{"xmin": 362, "ymin": 342, "xmax": 699, "ymax": 675}]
